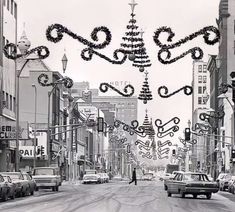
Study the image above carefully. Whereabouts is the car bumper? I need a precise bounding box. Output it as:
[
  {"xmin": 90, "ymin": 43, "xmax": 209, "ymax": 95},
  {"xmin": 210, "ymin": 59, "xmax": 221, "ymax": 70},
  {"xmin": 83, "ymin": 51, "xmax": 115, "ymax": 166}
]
[
  {"xmin": 36, "ymin": 183, "xmax": 57, "ymax": 187},
  {"xmin": 185, "ymin": 187, "xmax": 219, "ymax": 194},
  {"xmin": 83, "ymin": 180, "xmax": 98, "ymax": 183}
]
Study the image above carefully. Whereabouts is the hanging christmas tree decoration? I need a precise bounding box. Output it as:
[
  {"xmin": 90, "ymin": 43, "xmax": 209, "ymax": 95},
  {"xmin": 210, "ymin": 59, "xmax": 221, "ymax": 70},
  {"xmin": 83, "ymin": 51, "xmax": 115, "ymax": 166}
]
[
  {"xmin": 99, "ymin": 82, "xmax": 135, "ymax": 97},
  {"xmin": 132, "ymin": 29, "xmax": 152, "ymax": 72},
  {"xmin": 153, "ymin": 26, "xmax": 220, "ymax": 64},
  {"xmin": 46, "ymin": 23, "xmax": 128, "ymax": 64},
  {"xmin": 120, "ymin": 0, "xmax": 144, "ymax": 62},
  {"xmin": 138, "ymin": 71, "xmax": 153, "ymax": 104},
  {"xmin": 158, "ymin": 85, "xmax": 193, "ymax": 98}
]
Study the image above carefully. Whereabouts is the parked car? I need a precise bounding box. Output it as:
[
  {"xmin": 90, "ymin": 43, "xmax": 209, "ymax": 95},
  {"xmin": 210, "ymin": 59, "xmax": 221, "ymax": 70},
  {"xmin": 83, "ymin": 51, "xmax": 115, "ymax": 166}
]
[
  {"xmin": 2, "ymin": 175, "xmax": 16, "ymax": 200},
  {"xmin": 22, "ymin": 173, "xmax": 36, "ymax": 195},
  {"xmin": 0, "ymin": 174, "xmax": 9, "ymax": 201},
  {"xmin": 142, "ymin": 173, "xmax": 154, "ymax": 181},
  {"xmin": 32, "ymin": 167, "xmax": 61, "ymax": 191},
  {"xmin": 1, "ymin": 172, "xmax": 29, "ymax": 197},
  {"xmin": 218, "ymin": 173, "xmax": 232, "ymax": 191},
  {"xmin": 83, "ymin": 170, "xmax": 101, "ymax": 184},
  {"xmin": 98, "ymin": 173, "xmax": 109, "ymax": 183},
  {"xmin": 167, "ymin": 172, "xmax": 219, "ymax": 199},
  {"xmin": 228, "ymin": 176, "xmax": 235, "ymax": 193}
]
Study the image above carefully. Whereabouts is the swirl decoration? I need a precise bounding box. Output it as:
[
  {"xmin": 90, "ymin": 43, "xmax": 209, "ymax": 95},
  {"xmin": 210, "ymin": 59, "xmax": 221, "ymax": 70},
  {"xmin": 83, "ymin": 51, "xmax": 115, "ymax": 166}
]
[
  {"xmin": 158, "ymin": 85, "xmax": 193, "ymax": 98},
  {"xmin": 139, "ymin": 151, "xmax": 153, "ymax": 159},
  {"xmin": 178, "ymin": 137, "xmax": 186, "ymax": 146},
  {"xmin": 178, "ymin": 147, "xmax": 188, "ymax": 153},
  {"xmin": 113, "ymin": 119, "xmax": 147, "ymax": 137},
  {"xmin": 99, "ymin": 83, "xmax": 134, "ymax": 97},
  {"xmin": 199, "ymin": 110, "xmax": 225, "ymax": 122},
  {"xmin": 135, "ymin": 139, "xmax": 151, "ymax": 151},
  {"xmin": 157, "ymin": 140, "xmax": 172, "ymax": 159},
  {"xmin": 155, "ymin": 117, "xmax": 180, "ymax": 138},
  {"xmin": 46, "ymin": 23, "xmax": 127, "ymax": 64},
  {"xmin": 3, "ymin": 43, "xmax": 50, "ymax": 60},
  {"xmin": 38, "ymin": 73, "xmax": 73, "ymax": 89},
  {"xmin": 153, "ymin": 26, "xmax": 220, "ymax": 64}
]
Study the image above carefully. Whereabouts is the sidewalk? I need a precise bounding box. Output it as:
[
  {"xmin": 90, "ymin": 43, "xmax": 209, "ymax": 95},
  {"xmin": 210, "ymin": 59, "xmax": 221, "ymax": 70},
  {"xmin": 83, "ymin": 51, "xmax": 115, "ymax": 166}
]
[
  {"xmin": 217, "ymin": 191, "xmax": 235, "ymax": 202},
  {"xmin": 62, "ymin": 180, "xmax": 82, "ymax": 186}
]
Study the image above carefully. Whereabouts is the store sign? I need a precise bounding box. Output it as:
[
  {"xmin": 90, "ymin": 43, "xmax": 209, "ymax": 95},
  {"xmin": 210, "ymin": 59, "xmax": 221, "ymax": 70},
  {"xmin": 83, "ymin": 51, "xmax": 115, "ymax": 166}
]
[
  {"xmin": 109, "ymin": 81, "xmax": 131, "ymax": 88},
  {"xmin": 0, "ymin": 122, "xmax": 28, "ymax": 139},
  {"xmin": 19, "ymin": 131, "xmax": 47, "ymax": 159}
]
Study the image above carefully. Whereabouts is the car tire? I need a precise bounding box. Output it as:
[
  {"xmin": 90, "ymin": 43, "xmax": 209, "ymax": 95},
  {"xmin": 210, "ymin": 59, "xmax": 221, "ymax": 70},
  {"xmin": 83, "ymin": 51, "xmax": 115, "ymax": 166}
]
[
  {"xmin": 55, "ymin": 186, "xmax": 59, "ymax": 192},
  {"xmin": 167, "ymin": 192, "xmax": 171, "ymax": 197},
  {"xmin": 31, "ymin": 190, "xmax": 34, "ymax": 195},
  {"xmin": 206, "ymin": 193, "xmax": 212, "ymax": 199},
  {"xmin": 193, "ymin": 194, "xmax": 197, "ymax": 199},
  {"xmin": 180, "ymin": 191, "xmax": 185, "ymax": 198},
  {"xmin": 164, "ymin": 185, "xmax": 168, "ymax": 191}
]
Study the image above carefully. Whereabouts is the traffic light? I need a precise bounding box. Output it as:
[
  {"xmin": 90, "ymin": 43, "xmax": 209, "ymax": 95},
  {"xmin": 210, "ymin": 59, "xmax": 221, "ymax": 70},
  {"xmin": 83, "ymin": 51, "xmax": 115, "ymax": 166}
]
[
  {"xmin": 172, "ymin": 149, "xmax": 176, "ymax": 156},
  {"xmin": 97, "ymin": 117, "xmax": 104, "ymax": 133},
  {"xmin": 184, "ymin": 128, "xmax": 191, "ymax": 141}
]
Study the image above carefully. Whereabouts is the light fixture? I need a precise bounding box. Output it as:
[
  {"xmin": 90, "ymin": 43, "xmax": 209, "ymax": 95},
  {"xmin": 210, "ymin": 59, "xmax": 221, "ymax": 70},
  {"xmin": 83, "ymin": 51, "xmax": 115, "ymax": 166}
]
[{"xmin": 62, "ymin": 53, "xmax": 68, "ymax": 73}]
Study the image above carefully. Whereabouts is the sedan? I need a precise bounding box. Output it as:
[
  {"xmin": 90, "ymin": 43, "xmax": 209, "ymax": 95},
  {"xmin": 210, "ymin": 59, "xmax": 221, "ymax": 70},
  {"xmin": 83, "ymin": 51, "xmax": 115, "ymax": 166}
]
[
  {"xmin": 167, "ymin": 172, "xmax": 219, "ymax": 199},
  {"xmin": 0, "ymin": 174, "xmax": 8, "ymax": 201},
  {"xmin": 2, "ymin": 175, "xmax": 16, "ymax": 200},
  {"xmin": 22, "ymin": 173, "xmax": 36, "ymax": 195}
]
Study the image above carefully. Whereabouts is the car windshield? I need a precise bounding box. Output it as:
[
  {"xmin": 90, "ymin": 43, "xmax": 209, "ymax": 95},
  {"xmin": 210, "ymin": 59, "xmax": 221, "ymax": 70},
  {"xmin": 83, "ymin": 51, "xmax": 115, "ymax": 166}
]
[
  {"xmin": 34, "ymin": 169, "xmax": 54, "ymax": 175},
  {"xmin": 184, "ymin": 174, "xmax": 209, "ymax": 182},
  {"xmin": 2, "ymin": 173, "xmax": 20, "ymax": 180}
]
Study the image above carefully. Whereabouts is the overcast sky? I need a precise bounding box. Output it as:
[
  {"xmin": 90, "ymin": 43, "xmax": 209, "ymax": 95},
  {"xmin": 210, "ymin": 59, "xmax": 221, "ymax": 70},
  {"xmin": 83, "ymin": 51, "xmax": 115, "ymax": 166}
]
[{"xmin": 17, "ymin": 0, "xmax": 220, "ymax": 165}]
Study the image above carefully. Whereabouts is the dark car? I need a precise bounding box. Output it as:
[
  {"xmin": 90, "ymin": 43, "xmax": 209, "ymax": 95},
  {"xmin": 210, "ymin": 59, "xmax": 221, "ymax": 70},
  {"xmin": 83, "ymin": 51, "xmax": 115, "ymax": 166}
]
[
  {"xmin": 2, "ymin": 175, "xmax": 16, "ymax": 200},
  {"xmin": 0, "ymin": 172, "xmax": 30, "ymax": 197},
  {"xmin": 0, "ymin": 174, "xmax": 8, "ymax": 201},
  {"xmin": 22, "ymin": 173, "xmax": 36, "ymax": 195},
  {"xmin": 167, "ymin": 172, "xmax": 219, "ymax": 199}
]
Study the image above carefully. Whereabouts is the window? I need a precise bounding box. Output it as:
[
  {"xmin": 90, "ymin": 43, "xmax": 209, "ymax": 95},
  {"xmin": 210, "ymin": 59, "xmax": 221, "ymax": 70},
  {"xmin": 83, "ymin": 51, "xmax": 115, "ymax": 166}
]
[
  {"xmin": 203, "ymin": 86, "xmax": 206, "ymax": 93},
  {"xmin": 10, "ymin": 95, "xmax": 12, "ymax": 110},
  {"xmin": 203, "ymin": 65, "xmax": 207, "ymax": 73},
  {"xmin": 14, "ymin": 2, "xmax": 17, "ymax": 19},
  {"xmin": 7, "ymin": 0, "xmax": 9, "ymax": 10},
  {"xmin": 198, "ymin": 86, "xmax": 202, "ymax": 94},
  {"xmin": 13, "ymin": 97, "xmax": 16, "ymax": 112},
  {"xmin": 198, "ymin": 97, "xmax": 202, "ymax": 104},
  {"xmin": 198, "ymin": 76, "xmax": 202, "ymax": 83},
  {"xmin": 6, "ymin": 93, "xmax": 9, "ymax": 109},
  {"xmin": 198, "ymin": 65, "xmax": 202, "ymax": 73},
  {"xmin": 11, "ymin": 0, "xmax": 13, "ymax": 14},
  {"xmin": 203, "ymin": 76, "xmax": 207, "ymax": 83}
]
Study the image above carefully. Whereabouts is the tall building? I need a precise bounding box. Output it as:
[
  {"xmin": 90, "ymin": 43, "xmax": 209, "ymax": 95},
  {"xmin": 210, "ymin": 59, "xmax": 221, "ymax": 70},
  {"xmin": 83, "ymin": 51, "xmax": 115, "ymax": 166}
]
[
  {"xmin": 0, "ymin": 0, "xmax": 18, "ymax": 171},
  {"xmin": 191, "ymin": 60, "xmax": 210, "ymax": 172}
]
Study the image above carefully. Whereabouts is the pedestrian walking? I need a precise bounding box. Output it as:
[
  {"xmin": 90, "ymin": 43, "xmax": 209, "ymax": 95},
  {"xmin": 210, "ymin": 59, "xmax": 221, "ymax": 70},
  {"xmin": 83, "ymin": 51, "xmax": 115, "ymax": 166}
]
[{"xmin": 129, "ymin": 168, "xmax": 137, "ymax": 185}]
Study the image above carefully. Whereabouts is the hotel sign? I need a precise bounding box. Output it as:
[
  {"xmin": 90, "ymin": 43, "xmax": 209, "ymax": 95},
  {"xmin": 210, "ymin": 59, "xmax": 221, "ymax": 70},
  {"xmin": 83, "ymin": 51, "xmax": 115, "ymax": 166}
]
[{"xmin": 0, "ymin": 122, "xmax": 28, "ymax": 139}]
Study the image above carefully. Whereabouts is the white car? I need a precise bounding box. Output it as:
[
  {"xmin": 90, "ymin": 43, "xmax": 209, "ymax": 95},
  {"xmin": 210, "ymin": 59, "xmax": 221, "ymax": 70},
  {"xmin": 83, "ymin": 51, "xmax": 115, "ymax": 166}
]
[
  {"xmin": 83, "ymin": 170, "xmax": 101, "ymax": 184},
  {"xmin": 98, "ymin": 173, "xmax": 109, "ymax": 183}
]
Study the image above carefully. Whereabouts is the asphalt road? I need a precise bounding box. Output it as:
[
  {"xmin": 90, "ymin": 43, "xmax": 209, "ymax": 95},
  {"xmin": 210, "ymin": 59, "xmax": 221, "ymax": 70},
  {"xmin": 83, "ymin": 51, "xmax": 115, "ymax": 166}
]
[{"xmin": 0, "ymin": 180, "xmax": 234, "ymax": 212}]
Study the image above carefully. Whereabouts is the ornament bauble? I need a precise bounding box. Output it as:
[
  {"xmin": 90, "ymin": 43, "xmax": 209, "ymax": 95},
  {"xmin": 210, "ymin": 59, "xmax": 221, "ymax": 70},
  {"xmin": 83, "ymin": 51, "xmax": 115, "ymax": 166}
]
[{"xmin": 128, "ymin": 54, "xmax": 136, "ymax": 61}]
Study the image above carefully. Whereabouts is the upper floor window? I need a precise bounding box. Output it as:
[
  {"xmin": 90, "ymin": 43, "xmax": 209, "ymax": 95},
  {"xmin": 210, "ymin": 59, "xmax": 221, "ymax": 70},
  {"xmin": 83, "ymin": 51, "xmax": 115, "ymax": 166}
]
[
  {"xmin": 198, "ymin": 86, "xmax": 202, "ymax": 94},
  {"xmin": 198, "ymin": 65, "xmax": 202, "ymax": 73},
  {"xmin": 203, "ymin": 65, "xmax": 207, "ymax": 73},
  {"xmin": 198, "ymin": 97, "xmax": 202, "ymax": 104},
  {"xmin": 198, "ymin": 76, "xmax": 202, "ymax": 83},
  {"xmin": 203, "ymin": 76, "xmax": 207, "ymax": 83},
  {"xmin": 14, "ymin": 2, "xmax": 17, "ymax": 19}
]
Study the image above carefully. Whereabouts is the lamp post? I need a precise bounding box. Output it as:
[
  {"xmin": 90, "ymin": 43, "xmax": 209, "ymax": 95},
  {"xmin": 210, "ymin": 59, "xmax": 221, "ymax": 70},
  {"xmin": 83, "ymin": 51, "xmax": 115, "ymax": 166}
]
[{"xmin": 32, "ymin": 84, "xmax": 37, "ymax": 169}]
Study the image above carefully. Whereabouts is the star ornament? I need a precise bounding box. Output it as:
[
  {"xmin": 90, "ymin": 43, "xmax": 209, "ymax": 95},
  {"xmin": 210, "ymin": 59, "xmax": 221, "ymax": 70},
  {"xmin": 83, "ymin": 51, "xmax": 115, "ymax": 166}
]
[{"xmin": 129, "ymin": 0, "xmax": 138, "ymax": 13}]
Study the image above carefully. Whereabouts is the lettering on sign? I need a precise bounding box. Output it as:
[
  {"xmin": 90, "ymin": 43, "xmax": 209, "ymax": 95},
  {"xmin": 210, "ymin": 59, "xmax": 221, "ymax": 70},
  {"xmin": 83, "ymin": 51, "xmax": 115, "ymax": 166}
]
[
  {"xmin": 19, "ymin": 145, "xmax": 45, "ymax": 158},
  {"xmin": 0, "ymin": 125, "xmax": 24, "ymax": 139}
]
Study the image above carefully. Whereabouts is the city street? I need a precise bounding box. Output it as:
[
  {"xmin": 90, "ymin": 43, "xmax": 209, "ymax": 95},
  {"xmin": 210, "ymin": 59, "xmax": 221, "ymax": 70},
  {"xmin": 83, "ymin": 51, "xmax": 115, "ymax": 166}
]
[{"xmin": 0, "ymin": 180, "xmax": 234, "ymax": 212}]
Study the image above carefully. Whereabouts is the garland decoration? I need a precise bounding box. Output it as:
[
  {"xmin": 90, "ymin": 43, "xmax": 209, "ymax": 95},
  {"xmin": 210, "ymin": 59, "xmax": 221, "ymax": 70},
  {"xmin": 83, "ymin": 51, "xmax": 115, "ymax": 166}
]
[
  {"xmin": 153, "ymin": 26, "xmax": 220, "ymax": 64},
  {"xmin": 99, "ymin": 83, "xmax": 134, "ymax": 97},
  {"xmin": 38, "ymin": 73, "xmax": 73, "ymax": 89},
  {"xmin": 138, "ymin": 71, "xmax": 153, "ymax": 104},
  {"xmin": 158, "ymin": 85, "xmax": 193, "ymax": 98},
  {"xmin": 46, "ymin": 23, "xmax": 127, "ymax": 64},
  {"xmin": 199, "ymin": 110, "xmax": 225, "ymax": 122},
  {"xmin": 3, "ymin": 43, "xmax": 50, "ymax": 60}
]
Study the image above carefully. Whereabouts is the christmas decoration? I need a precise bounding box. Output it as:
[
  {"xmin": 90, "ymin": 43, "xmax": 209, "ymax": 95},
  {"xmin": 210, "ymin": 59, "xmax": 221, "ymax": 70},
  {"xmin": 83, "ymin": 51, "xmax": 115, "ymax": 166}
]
[
  {"xmin": 99, "ymin": 82, "xmax": 134, "ymax": 97},
  {"xmin": 135, "ymin": 139, "xmax": 151, "ymax": 151},
  {"xmin": 139, "ymin": 151, "xmax": 152, "ymax": 159},
  {"xmin": 138, "ymin": 71, "xmax": 153, "ymax": 104},
  {"xmin": 46, "ymin": 23, "xmax": 127, "ymax": 64},
  {"xmin": 3, "ymin": 43, "xmax": 49, "ymax": 60},
  {"xmin": 158, "ymin": 85, "xmax": 193, "ymax": 98},
  {"xmin": 120, "ymin": 0, "xmax": 151, "ymax": 71},
  {"xmin": 193, "ymin": 123, "xmax": 211, "ymax": 134},
  {"xmin": 157, "ymin": 140, "xmax": 172, "ymax": 159},
  {"xmin": 153, "ymin": 26, "xmax": 220, "ymax": 64},
  {"xmin": 199, "ymin": 110, "xmax": 225, "ymax": 122},
  {"xmin": 38, "ymin": 73, "xmax": 73, "ymax": 89}
]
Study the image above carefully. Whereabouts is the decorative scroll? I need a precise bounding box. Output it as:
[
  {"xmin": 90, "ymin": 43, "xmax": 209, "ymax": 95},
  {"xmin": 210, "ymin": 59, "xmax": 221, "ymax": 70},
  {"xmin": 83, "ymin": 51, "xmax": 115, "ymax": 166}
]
[
  {"xmin": 38, "ymin": 73, "xmax": 73, "ymax": 89},
  {"xmin": 99, "ymin": 83, "xmax": 134, "ymax": 97},
  {"xmin": 178, "ymin": 136, "xmax": 197, "ymax": 145},
  {"xmin": 178, "ymin": 137, "xmax": 186, "ymax": 146},
  {"xmin": 155, "ymin": 117, "xmax": 180, "ymax": 138},
  {"xmin": 3, "ymin": 43, "xmax": 50, "ymax": 60},
  {"xmin": 46, "ymin": 23, "xmax": 127, "ymax": 64},
  {"xmin": 135, "ymin": 139, "xmax": 151, "ymax": 151},
  {"xmin": 157, "ymin": 140, "xmax": 172, "ymax": 159},
  {"xmin": 139, "ymin": 151, "xmax": 153, "ymax": 159},
  {"xmin": 153, "ymin": 26, "xmax": 220, "ymax": 64},
  {"xmin": 199, "ymin": 110, "xmax": 225, "ymax": 121},
  {"xmin": 112, "ymin": 119, "xmax": 147, "ymax": 137},
  {"xmin": 158, "ymin": 85, "xmax": 193, "ymax": 98}
]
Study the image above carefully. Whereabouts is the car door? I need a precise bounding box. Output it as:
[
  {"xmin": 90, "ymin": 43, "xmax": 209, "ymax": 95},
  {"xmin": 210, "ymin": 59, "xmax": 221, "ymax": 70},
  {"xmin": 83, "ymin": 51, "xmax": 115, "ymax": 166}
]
[
  {"xmin": 172, "ymin": 173, "xmax": 184, "ymax": 194},
  {"xmin": 168, "ymin": 173, "xmax": 180, "ymax": 193}
]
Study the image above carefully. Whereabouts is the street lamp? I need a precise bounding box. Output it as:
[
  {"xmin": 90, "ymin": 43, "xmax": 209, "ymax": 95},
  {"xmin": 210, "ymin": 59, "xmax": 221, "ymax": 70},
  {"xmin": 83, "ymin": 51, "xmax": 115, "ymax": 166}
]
[{"xmin": 32, "ymin": 84, "xmax": 37, "ymax": 169}]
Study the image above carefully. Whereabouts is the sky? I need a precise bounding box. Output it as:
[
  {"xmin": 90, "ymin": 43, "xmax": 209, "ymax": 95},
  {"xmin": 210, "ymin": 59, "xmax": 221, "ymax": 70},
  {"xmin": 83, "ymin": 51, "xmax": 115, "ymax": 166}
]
[{"xmin": 17, "ymin": 0, "xmax": 220, "ymax": 166}]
